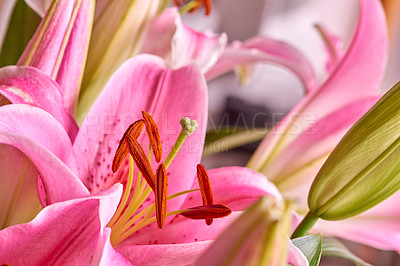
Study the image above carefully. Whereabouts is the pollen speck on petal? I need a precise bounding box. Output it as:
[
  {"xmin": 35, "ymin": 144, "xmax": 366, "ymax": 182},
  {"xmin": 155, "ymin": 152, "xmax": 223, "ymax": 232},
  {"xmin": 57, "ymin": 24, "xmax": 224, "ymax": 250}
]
[
  {"xmin": 142, "ymin": 111, "xmax": 162, "ymax": 163},
  {"xmin": 125, "ymin": 135, "xmax": 156, "ymax": 191},
  {"xmin": 155, "ymin": 164, "xmax": 168, "ymax": 229},
  {"xmin": 112, "ymin": 120, "xmax": 144, "ymax": 172}
]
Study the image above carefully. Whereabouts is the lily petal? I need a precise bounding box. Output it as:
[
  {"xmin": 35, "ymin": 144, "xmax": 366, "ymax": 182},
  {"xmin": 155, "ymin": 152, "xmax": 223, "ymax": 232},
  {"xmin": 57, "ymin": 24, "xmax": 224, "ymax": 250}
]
[
  {"xmin": 74, "ymin": 54, "xmax": 207, "ymax": 208},
  {"xmin": 0, "ymin": 184, "xmax": 122, "ymax": 265},
  {"xmin": 117, "ymin": 241, "xmax": 212, "ymax": 265},
  {"xmin": 0, "ymin": 104, "xmax": 88, "ymax": 206},
  {"xmin": 78, "ymin": 0, "xmax": 161, "ymax": 118},
  {"xmin": 170, "ymin": 11, "xmax": 227, "ymax": 73},
  {"xmin": 0, "ymin": 144, "xmax": 42, "ymax": 229},
  {"xmin": 141, "ymin": 7, "xmax": 227, "ymax": 74},
  {"xmin": 54, "ymin": 0, "xmax": 95, "ymax": 114},
  {"xmin": 18, "ymin": 0, "xmax": 94, "ymax": 114},
  {"xmin": 99, "ymin": 227, "xmax": 133, "ymax": 266},
  {"xmin": 206, "ymin": 36, "xmax": 317, "ymax": 92},
  {"xmin": 140, "ymin": 7, "xmax": 178, "ymax": 59},
  {"xmin": 0, "ymin": 65, "xmax": 79, "ymax": 139},
  {"xmin": 248, "ymin": 0, "xmax": 387, "ymax": 171},
  {"xmin": 288, "ymin": 240, "xmax": 310, "ymax": 266}
]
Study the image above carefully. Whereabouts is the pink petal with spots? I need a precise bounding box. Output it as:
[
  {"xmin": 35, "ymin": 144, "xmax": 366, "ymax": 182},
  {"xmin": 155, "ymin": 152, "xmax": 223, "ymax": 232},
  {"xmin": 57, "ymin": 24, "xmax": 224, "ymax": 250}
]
[
  {"xmin": 120, "ymin": 167, "xmax": 281, "ymax": 245},
  {"xmin": 0, "ymin": 104, "xmax": 88, "ymax": 207},
  {"xmin": 248, "ymin": 0, "xmax": 387, "ymax": 171},
  {"xmin": 73, "ymin": 54, "xmax": 207, "ymax": 206},
  {"xmin": 18, "ymin": 0, "xmax": 94, "ymax": 114},
  {"xmin": 206, "ymin": 36, "xmax": 317, "ymax": 92},
  {"xmin": 0, "ymin": 184, "xmax": 122, "ymax": 265},
  {"xmin": 0, "ymin": 66, "xmax": 79, "ymax": 140}
]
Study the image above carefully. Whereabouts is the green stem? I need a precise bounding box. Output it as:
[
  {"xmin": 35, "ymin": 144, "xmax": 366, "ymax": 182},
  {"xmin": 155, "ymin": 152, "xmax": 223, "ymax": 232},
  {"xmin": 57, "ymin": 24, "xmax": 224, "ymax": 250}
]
[{"xmin": 291, "ymin": 211, "xmax": 319, "ymax": 239}]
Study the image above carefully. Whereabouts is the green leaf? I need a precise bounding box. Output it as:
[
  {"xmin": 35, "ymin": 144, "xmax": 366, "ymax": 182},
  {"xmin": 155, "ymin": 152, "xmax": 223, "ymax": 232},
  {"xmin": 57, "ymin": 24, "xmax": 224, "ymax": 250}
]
[
  {"xmin": 322, "ymin": 237, "xmax": 372, "ymax": 266},
  {"xmin": 204, "ymin": 126, "xmax": 269, "ymax": 156},
  {"xmin": 0, "ymin": 0, "xmax": 41, "ymax": 67},
  {"xmin": 292, "ymin": 234, "xmax": 322, "ymax": 266}
]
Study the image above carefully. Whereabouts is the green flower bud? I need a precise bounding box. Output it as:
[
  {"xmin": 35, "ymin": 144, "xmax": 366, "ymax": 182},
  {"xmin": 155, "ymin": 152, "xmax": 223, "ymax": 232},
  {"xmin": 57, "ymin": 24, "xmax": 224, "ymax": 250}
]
[{"xmin": 309, "ymin": 81, "xmax": 400, "ymax": 220}]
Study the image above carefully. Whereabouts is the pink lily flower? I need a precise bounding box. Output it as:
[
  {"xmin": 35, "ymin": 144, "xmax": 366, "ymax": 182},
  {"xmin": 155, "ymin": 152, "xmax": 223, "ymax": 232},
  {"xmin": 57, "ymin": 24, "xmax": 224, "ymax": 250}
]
[
  {"xmin": 247, "ymin": 0, "xmax": 400, "ymax": 251},
  {"xmin": 0, "ymin": 53, "xmax": 306, "ymax": 264}
]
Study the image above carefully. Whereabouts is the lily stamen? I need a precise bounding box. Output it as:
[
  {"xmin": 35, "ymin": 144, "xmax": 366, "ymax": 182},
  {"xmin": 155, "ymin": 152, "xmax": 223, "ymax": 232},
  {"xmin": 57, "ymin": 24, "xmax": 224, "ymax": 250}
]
[
  {"xmin": 197, "ymin": 164, "xmax": 214, "ymax": 225},
  {"xmin": 180, "ymin": 204, "xmax": 232, "ymax": 220},
  {"xmin": 142, "ymin": 111, "xmax": 163, "ymax": 163},
  {"xmin": 155, "ymin": 164, "xmax": 168, "ymax": 228},
  {"xmin": 126, "ymin": 135, "xmax": 156, "ymax": 191},
  {"xmin": 112, "ymin": 119, "xmax": 144, "ymax": 172},
  {"xmin": 108, "ymin": 111, "xmax": 232, "ymax": 247}
]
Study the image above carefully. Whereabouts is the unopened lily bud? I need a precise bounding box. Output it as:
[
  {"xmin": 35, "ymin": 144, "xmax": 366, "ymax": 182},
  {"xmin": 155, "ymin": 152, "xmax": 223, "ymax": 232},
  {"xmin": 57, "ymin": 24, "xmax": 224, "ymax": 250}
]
[
  {"xmin": 308, "ymin": 82, "xmax": 400, "ymax": 220},
  {"xmin": 196, "ymin": 197, "xmax": 297, "ymax": 266}
]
